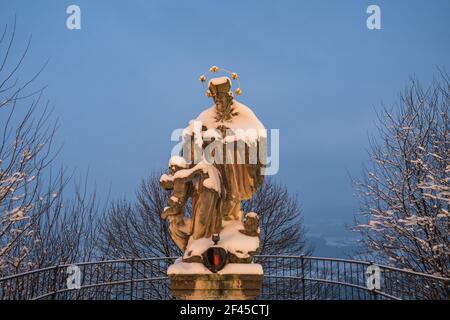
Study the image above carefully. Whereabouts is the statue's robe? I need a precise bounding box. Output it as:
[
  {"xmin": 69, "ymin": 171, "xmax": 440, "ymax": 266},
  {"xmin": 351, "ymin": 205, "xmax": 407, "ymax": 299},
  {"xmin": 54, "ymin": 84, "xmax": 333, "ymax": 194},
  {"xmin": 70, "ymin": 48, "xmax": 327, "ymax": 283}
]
[
  {"xmin": 183, "ymin": 100, "xmax": 266, "ymax": 240},
  {"xmin": 190, "ymin": 179, "xmax": 223, "ymax": 240}
]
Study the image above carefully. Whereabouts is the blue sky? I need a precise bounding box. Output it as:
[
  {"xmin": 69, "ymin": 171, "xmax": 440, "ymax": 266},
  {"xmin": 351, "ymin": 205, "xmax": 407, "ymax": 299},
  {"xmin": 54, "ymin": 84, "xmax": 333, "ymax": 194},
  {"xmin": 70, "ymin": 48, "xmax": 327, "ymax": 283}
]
[{"xmin": 1, "ymin": 0, "xmax": 449, "ymax": 251}]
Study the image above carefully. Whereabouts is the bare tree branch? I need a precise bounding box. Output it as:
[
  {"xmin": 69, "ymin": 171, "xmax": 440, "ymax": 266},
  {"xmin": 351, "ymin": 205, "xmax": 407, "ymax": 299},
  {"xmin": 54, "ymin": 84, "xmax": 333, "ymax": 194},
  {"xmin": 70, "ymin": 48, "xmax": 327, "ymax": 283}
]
[{"xmin": 354, "ymin": 72, "xmax": 449, "ymax": 279}]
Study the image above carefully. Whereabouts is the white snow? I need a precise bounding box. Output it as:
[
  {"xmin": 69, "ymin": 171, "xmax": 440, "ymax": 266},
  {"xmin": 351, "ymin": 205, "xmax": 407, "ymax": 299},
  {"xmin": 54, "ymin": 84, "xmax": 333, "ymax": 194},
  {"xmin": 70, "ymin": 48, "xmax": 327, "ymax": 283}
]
[
  {"xmin": 202, "ymin": 164, "xmax": 222, "ymax": 193},
  {"xmin": 7, "ymin": 208, "xmax": 27, "ymax": 222},
  {"xmin": 183, "ymin": 217, "xmax": 259, "ymax": 260},
  {"xmin": 168, "ymin": 262, "xmax": 209, "ymax": 275},
  {"xmin": 245, "ymin": 212, "xmax": 258, "ymax": 219},
  {"xmin": 167, "ymin": 262, "xmax": 263, "ymax": 275},
  {"xmin": 160, "ymin": 174, "xmax": 173, "ymax": 183},
  {"xmin": 184, "ymin": 237, "xmax": 214, "ymax": 259},
  {"xmin": 220, "ymin": 220, "xmax": 260, "ymax": 258},
  {"xmin": 169, "ymin": 155, "xmax": 189, "ymax": 168},
  {"xmin": 183, "ymin": 100, "xmax": 266, "ymax": 144},
  {"xmin": 203, "ymin": 128, "xmax": 222, "ymax": 140},
  {"xmin": 172, "ymin": 160, "xmax": 222, "ymax": 194},
  {"xmin": 219, "ymin": 263, "xmax": 263, "ymax": 275}
]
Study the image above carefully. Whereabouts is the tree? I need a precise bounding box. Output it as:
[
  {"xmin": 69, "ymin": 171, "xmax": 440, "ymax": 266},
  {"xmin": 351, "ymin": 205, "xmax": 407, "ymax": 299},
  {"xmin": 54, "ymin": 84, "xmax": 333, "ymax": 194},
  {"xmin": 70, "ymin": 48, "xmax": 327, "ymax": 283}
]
[
  {"xmin": 242, "ymin": 179, "xmax": 312, "ymax": 256},
  {"xmin": 0, "ymin": 19, "xmax": 100, "ymax": 277},
  {"xmin": 354, "ymin": 72, "xmax": 449, "ymax": 279},
  {"xmin": 99, "ymin": 172, "xmax": 179, "ymax": 259},
  {"xmin": 100, "ymin": 172, "xmax": 311, "ymax": 258}
]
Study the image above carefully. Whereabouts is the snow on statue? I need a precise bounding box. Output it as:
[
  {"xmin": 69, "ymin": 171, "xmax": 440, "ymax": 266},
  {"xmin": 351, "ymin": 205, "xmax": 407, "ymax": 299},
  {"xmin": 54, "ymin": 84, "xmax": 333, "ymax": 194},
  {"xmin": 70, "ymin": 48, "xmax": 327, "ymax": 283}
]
[{"xmin": 160, "ymin": 66, "xmax": 266, "ymax": 272}]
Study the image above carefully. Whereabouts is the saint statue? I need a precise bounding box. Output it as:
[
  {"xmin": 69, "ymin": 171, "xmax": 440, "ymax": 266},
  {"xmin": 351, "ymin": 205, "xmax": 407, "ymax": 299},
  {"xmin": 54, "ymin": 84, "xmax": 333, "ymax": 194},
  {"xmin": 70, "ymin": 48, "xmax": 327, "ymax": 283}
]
[{"xmin": 161, "ymin": 67, "xmax": 266, "ymax": 265}]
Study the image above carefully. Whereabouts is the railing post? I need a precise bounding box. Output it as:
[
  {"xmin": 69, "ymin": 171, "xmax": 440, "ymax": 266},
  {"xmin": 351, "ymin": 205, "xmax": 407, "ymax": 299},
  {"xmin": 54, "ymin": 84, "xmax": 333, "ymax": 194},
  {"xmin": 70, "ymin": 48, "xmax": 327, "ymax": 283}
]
[
  {"xmin": 301, "ymin": 255, "xmax": 306, "ymax": 300},
  {"xmin": 15, "ymin": 272, "xmax": 19, "ymax": 299},
  {"xmin": 52, "ymin": 266, "xmax": 58, "ymax": 300},
  {"xmin": 130, "ymin": 259, "xmax": 135, "ymax": 301},
  {"xmin": 372, "ymin": 289, "xmax": 378, "ymax": 300}
]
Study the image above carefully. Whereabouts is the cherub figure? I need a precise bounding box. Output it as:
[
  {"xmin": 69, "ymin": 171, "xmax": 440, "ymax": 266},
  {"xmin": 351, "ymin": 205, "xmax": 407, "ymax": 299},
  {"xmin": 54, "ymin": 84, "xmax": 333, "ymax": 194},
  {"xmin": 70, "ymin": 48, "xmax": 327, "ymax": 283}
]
[
  {"xmin": 160, "ymin": 156, "xmax": 193, "ymax": 251},
  {"xmin": 160, "ymin": 156, "xmax": 224, "ymax": 253}
]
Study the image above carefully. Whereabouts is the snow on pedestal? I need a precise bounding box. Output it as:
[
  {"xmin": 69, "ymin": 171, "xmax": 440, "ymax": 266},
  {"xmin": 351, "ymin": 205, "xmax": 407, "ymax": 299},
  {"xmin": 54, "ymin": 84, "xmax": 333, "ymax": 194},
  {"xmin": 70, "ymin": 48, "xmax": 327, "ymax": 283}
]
[
  {"xmin": 168, "ymin": 260, "xmax": 263, "ymax": 275},
  {"xmin": 183, "ymin": 215, "xmax": 260, "ymax": 262},
  {"xmin": 168, "ymin": 214, "xmax": 263, "ymax": 300}
]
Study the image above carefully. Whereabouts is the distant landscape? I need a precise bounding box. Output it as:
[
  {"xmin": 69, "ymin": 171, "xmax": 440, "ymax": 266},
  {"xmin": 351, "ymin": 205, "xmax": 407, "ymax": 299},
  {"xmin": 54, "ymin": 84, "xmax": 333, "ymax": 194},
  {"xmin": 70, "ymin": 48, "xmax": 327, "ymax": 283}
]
[{"xmin": 304, "ymin": 205, "xmax": 360, "ymax": 258}]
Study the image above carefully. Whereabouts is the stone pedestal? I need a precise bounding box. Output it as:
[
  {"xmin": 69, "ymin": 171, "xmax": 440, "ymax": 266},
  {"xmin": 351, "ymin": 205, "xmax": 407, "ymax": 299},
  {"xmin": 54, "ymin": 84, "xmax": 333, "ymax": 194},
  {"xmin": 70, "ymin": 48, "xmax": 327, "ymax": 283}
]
[{"xmin": 169, "ymin": 273, "xmax": 263, "ymax": 300}]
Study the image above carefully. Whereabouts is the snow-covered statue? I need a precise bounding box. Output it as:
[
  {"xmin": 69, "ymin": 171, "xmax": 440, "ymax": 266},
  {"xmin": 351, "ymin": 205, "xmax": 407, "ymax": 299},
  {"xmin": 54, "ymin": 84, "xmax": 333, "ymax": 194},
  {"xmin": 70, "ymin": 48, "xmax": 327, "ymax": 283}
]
[{"xmin": 161, "ymin": 66, "xmax": 266, "ymax": 273}]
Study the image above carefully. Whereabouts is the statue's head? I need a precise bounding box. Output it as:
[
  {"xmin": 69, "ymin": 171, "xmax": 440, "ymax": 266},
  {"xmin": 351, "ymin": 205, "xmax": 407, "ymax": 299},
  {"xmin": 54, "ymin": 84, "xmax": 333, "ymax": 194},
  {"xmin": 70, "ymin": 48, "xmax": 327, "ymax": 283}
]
[
  {"xmin": 168, "ymin": 155, "xmax": 189, "ymax": 175},
  {"xmin": 208, "ymin": 77, "xmax": 233, "ymax": 112},
  {"xmin": 199, "ymin": 66, "xmax": 242, "ymax": 114}
]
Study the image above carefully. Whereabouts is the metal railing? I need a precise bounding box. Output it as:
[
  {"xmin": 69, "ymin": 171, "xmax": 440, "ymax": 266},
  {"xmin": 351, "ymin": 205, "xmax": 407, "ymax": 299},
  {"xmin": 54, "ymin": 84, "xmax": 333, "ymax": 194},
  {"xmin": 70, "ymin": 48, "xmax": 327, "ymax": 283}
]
[
  {"xmin": 0, "ymin": 255, "xmax": 448, "ymax": 300},
  {"xmin": 254, "ymin": 255, "xmax": 449, "ymax": 300}
]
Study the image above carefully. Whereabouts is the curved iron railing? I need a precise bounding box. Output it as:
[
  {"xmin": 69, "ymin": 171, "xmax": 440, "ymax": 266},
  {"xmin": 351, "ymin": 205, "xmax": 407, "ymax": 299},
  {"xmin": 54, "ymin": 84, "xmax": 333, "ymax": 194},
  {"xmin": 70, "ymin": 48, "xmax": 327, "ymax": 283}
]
[
  {"xmin": 254, "ymin": 255, "xmax": 449, "ymax": 300},
  {"xmin": 0, "ymin": 255, "xmax": 448, "ymax": 300}
]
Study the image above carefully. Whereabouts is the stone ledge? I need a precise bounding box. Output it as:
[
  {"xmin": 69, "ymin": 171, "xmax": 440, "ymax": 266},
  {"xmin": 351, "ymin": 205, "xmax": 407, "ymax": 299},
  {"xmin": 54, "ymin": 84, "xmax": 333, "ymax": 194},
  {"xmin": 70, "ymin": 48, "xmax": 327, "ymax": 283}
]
[{"xmin": 169, "ymin": 273, "xmax": 263, "ymax": 300}]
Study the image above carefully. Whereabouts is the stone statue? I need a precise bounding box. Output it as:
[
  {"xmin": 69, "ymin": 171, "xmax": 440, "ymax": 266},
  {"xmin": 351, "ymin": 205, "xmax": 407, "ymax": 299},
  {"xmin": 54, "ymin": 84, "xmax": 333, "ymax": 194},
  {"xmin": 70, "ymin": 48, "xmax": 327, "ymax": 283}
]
[{"xmin": 161, "ymin": 67, "xmax": 266, "ymax": 267}]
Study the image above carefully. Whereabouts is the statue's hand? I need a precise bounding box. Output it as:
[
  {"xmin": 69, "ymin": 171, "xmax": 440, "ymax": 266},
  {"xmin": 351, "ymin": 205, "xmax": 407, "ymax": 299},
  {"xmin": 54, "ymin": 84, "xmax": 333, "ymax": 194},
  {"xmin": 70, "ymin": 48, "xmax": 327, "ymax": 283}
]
[
  {"xmin": 160, "ymin": 174, "xmax": 174, "ymax": 190},
  {"xmin": 161, "ymin": 206, "xmax": 174, "ymax": 220}
]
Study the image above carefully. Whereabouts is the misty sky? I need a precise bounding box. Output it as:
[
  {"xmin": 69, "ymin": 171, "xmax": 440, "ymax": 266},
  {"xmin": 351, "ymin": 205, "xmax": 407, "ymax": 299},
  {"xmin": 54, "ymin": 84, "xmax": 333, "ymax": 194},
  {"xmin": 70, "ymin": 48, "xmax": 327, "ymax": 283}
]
[{"xmin": 1, "ymin": 0, "xmax": 449, "ymax": 245}]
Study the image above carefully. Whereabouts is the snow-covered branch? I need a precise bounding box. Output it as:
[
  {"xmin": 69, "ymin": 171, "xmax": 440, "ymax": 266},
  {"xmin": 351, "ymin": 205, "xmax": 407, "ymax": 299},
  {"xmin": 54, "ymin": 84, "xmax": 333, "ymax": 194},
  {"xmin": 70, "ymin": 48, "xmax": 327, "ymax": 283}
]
[{"xmin": 354, "ymin": 73, "xmax": 450, "ymax": 282}]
